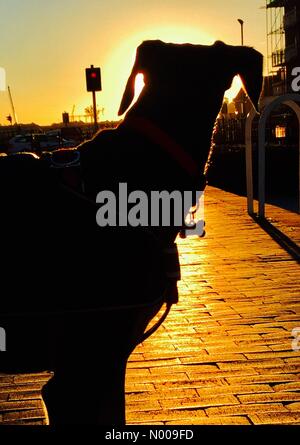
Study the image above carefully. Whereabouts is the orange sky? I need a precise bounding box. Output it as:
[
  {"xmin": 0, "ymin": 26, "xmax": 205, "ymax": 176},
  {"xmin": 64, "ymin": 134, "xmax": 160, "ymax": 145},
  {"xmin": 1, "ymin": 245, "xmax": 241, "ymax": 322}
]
[{"xmin": 0, "ymin": 0, "xmax": 266, "ymax": 125}]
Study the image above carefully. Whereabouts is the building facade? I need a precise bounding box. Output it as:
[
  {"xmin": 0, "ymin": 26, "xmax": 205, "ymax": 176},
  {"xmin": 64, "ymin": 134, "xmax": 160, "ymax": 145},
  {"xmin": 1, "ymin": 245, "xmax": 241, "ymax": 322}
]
[{"xmin": 266, "ymin": 0, "xmax": 300, "ymax": 96}]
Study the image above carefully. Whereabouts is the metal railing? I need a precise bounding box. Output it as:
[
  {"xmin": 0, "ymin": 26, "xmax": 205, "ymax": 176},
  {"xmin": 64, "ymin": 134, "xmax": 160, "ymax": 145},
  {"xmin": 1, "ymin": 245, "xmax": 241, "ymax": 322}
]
[{"xmin": 245, "ymin": 93, "xmax": 300, "ymax": 217}]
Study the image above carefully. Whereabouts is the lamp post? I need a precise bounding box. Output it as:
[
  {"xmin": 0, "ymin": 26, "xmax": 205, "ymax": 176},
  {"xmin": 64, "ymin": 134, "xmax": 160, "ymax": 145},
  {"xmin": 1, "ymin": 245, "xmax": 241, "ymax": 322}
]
[
  {"xmin": 237, "ymin": 19, "xmax": 245, "ymax": 117},
  {"xmin": 237, "ymin": 19, "xmax": 244, "ymax": 46}
]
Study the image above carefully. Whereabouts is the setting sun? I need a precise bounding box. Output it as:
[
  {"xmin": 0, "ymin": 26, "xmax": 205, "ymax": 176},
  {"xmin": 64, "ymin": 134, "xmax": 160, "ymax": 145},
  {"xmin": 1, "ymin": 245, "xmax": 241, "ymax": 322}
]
[
  {"xmin": 77, "ymin": 25, "xmax": 216, "ymax": 122},
  {"xmin": 0, "ymin": 1, "xmax": 266, "ymax": 125}
]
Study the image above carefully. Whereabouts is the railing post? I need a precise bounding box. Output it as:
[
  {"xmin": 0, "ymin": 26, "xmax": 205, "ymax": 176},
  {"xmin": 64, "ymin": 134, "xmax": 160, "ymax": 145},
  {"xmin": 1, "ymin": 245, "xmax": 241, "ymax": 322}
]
[
  {"xmin": 245, "ymin": 107, "xmax": 259, "ymax": 215},
  {"xmin": 284, "ymin": 99, "xmax": 300, "ymax": 214},
  {"xmin": 258, "ymin": 108, "xmax": 268, "ymax": 218},
  {"xmin": 257, "ymin": 94, "xmax": 300, "ymax": 218}
]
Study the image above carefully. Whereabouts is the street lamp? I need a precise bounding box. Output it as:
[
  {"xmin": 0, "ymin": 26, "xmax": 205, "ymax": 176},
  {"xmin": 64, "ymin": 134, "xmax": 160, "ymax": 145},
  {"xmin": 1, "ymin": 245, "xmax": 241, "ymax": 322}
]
[
  {"xmin": 237, "ymin": 19, "xmax": 244, "ymax": 46},
  {"xmin": 237, "ymin": 19, "xmax": 245, "ymax": 117}
]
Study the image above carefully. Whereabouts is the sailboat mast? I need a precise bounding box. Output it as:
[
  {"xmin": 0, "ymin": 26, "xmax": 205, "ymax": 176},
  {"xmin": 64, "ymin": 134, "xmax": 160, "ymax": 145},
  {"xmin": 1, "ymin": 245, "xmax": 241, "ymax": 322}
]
[{"xmin": 8, "ymin": 86, "xmax": 18, "ymax": 124}]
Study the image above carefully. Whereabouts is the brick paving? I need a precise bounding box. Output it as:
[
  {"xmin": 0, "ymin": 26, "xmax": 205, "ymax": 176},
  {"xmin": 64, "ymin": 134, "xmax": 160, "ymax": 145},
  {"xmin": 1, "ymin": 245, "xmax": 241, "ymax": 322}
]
[
  {"xmin": 125, "ymin": 186, "xmax": 300, "ymax": 425},
  {"xmin": 1, "ymin": 186, "xmax": 299, "ymax": 425}
]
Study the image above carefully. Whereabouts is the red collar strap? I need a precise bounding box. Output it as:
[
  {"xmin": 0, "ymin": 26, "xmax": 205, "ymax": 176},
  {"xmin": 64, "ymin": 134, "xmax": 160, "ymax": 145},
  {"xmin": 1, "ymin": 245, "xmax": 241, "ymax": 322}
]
[{"xmin": 125, "ymin": 116, "xmax": 201, "ymax": 180}]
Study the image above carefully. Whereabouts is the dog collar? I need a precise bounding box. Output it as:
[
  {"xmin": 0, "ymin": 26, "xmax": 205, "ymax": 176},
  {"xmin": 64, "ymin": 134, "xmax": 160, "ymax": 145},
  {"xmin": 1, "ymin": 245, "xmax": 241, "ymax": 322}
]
[
  {"xmin": 125, "ymin": 116, "xmax": 201, "ymax": 180},
  {"xmin": 42, "ymin": 149, "xmax": 85, "ymax": 193}
]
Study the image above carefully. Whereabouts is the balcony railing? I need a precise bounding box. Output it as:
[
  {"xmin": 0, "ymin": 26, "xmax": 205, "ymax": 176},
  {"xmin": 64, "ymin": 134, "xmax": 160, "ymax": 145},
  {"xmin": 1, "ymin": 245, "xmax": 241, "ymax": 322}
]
[{"xmin": 272, "ymin": 50, "xmax": 285, "ymax": 67}]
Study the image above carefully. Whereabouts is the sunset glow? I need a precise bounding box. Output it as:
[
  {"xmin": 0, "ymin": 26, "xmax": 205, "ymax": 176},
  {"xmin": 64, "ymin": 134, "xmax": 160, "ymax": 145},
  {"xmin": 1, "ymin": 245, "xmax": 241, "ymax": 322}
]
[
  {"xmin": 224, "ymin": 75, "xmax": 244, "ymax": 102},
  {"xmin": 0, "ymin": 0, "xmax": 266, "ymax": 125},
  {"xmin": 134, "ymin": 73, "xmax": 145, "ymax": 99}
]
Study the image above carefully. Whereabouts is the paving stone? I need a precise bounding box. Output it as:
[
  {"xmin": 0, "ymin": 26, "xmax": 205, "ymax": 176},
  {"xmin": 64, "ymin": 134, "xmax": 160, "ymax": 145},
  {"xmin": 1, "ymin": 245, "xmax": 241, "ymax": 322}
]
[
  {"xmin": 126, "ymin": 372, "xmax": 190, "ymax": 384},
  {"xmin": 238, "ymin": 392, "xmax": 300, "ymax": 404},
  {"xmin": 244, "ymin": 351, "xmax": 299, "ymax": 360},
  {"xmin": 0, "ymin": 383, "xmax": 45, "ymax": 394},
  {"xmin": 8, "ymin": 391, "xmax": 41, "ymax": 401},
  {"xmin": 126, "ymin": 400, "xmax": 161, "ymax": 412},
  {"xmin": 127, "ymin": 388, "xmax": 198, "ymax": 402},
  {"xmin": 248, "ymin": 411, "xmax": 300, "ymax": 424},
  {"xmin": 255, "ymin": 364, "xmax": 300, "ymax": 374},
  {"xmin": 1, "ymin": 186, "xmax": 299, "ymax": 425},
  {"xmin": 124, "ymin": 368, "xmax": 151, "ymax": 377},
  {"xmin": 125, "ymin": 383, "xmax": 155, "ymax": 393},
  {"xmin": 180, "ymin": 354, "xmax": 247, "ymax": 364},
  {"xmin": 273, "ymin": 382, "xmax": 300, "ymax": 392},
  {"xmin": 285, "ymin": 402, "xmax": 300, "ymax": 411},
  {"xmin": 154, "ymin": 378, "xmax": 228, "ymax": 390},
  {"xmin": 2, "ymin": 408, "xmax": 45, "ymax": 423},
  {"xmin": 225, "ymin": 374, "xmax": 300, "ymax": 385},
  {"xmin": 127, "ymin": 358, "xmax": 182, "ymax": 369},
  {"xmin": 204, "ymin": 345, "xmax": 272, "ymax": 353},
  {"xmin": 0, "ymin": 399, "xmax": 41, "ymax": 412},
  {"xmin": 205, "ymin": 402, "xmax": 286, "ymax": 416},
  {"xmin": 166, "ymin": 416, "xmax": 251, "ymax": 425},
  {"xmin": 0, "ymin": 418, "xmax": 46, "ymax": 425},
  {"xmin": 217, "ymin": 359, "xmax": 286, "ymax": 370},
  {"xmin": 186, "ymin": 369, "xmax": 259, "ymax": 380},
  {"xmin": 0, "ymin": 375, "xmax": 14, "ymax": 384},
  {"xmin": 126, "ymin": 408, "xmax": 206, "ymax": 423},
  {"xmin": 149, "ymin": 364, "xmax": 217, "ymax": 375},
  {"xmin": 160, "ymin": 394, "xmax": 239, "ymax": 409},
  {"xmin": 196, "ymin": 383, "xmax": 274, "ymax": 396},
  {"xmin": 13, "ymin": 373, "xmax": 52, "ymax": 384},
  {"xmin": 284, "ymin": 357, "xmax": 300, "ymax": 364}
]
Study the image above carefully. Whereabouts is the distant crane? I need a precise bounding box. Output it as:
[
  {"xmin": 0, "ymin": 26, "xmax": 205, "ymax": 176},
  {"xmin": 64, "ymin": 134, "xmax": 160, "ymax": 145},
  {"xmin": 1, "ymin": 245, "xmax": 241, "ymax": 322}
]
[{"xmin": 8, "ymin": 86, "xmax": 18, "ymax": 124}]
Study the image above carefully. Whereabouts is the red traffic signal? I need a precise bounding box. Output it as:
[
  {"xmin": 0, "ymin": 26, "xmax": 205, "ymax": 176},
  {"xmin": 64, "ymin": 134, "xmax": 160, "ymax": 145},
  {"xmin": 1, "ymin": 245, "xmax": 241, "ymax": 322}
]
[{"xmin": 86, "ymin": 65, "xmax": 102, "ymax": 92}]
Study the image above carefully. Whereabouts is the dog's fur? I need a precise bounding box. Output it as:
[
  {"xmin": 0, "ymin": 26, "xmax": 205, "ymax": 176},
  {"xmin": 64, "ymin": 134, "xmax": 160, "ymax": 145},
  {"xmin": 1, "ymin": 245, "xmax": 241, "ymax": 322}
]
[{"xmin": 0, "ymin": 40, "xmax": 263, "ymax": 424}]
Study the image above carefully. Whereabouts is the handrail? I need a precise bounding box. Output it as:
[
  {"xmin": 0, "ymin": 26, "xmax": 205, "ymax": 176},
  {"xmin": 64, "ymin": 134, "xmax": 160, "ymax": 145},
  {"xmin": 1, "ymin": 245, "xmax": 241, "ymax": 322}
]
[
  {"xmin": 245, "ymin": 93, "xmax": 300, "ymax": 217},
  {"xmin": 245, "ymin": 106, "xmax": 259, "ymax": 215}
]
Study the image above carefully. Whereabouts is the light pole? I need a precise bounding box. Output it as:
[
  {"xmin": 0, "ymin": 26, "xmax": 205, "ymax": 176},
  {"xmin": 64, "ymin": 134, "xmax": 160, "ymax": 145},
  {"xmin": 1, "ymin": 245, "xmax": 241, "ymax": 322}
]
[
  {"xmin": 237, "ymin": 19, "xmax": 244, "ymax": 46},
  {"xmin": 237, "ymin": 19, "xmax": 245, "ymax": 117}
]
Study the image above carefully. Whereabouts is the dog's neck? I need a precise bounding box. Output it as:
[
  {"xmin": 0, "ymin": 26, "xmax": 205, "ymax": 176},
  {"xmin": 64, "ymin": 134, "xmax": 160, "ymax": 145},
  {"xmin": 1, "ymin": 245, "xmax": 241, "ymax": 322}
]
[{"xmin": 122, "ymin": 89, "xmax": 224, "ymax": 175}]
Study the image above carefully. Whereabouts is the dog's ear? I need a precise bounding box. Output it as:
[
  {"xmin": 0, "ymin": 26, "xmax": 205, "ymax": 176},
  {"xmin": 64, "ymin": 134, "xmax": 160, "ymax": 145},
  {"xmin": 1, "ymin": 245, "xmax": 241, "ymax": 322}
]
[
  {"xmin": 118, "ymin": 41, "xmax": 161, "ymax": 116},
  {"xmin": 213, "ymin": 41, "xmax": 263, "ymax": 111},
  {"xmin": 118, "ymin": 56, "xmax": 140, "ymax": 116},
  {"xmin": 234, "ymin": 45, "xmax": 263, "ymax": 112}
]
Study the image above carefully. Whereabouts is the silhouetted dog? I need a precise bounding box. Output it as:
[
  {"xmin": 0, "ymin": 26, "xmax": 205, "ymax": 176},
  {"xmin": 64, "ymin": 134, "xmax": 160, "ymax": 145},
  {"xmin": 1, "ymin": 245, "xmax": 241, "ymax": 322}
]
[{"xmin": 0, "ymin": 40, "xmax": 263, "ymax": 425}]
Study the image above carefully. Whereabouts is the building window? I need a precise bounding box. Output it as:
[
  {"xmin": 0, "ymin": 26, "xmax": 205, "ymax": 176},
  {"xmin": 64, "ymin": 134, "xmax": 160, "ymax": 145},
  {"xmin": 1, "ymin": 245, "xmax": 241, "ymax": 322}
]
[{"xmin": 275, "ymin": 125, "xmax": 286, "ymax": 138}]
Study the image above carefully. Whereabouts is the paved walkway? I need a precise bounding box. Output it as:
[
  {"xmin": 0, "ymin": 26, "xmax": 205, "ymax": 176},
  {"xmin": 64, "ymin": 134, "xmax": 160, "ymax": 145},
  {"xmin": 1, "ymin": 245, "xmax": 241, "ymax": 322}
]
[
  {"xmin": 125, "ymin": 187, "xmax": 300, "ymax": 425},
  {"xmin": 1, "ymin": 186, "xmax": 299, "ymax": 425}
]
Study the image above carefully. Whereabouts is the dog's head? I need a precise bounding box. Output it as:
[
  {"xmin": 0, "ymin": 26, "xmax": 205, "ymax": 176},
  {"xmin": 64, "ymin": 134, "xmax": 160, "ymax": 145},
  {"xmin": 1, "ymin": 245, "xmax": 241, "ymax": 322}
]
[{"xmin": 118, "ymin": 40, "xmax": 263, "ymax": 116}]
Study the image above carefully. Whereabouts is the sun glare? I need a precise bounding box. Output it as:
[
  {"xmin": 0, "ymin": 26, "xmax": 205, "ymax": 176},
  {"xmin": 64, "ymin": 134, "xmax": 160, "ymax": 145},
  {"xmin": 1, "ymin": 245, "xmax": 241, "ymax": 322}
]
[
  {"xmin": 224, "ymin": 75, "xmax": 243, "ymax": 102},
  {"xmin": 134, "ymin": 73, "xmax": 145, "ymax": 98},
  {"xmin": 78, "ymin": 25, "xmax": 216, "ymax": 121}
]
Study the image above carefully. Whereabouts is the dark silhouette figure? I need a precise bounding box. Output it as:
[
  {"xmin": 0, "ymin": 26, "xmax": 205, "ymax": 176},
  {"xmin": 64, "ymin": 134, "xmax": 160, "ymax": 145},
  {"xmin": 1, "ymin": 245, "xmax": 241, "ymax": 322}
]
[{"xmin": 0, "ymin": 40, "xmax": 263, "ymax": 425}]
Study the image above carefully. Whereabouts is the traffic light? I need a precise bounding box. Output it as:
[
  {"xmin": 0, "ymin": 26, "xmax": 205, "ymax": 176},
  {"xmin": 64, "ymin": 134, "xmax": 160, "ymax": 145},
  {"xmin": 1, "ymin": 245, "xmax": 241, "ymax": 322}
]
[{"xmin": 85, "ymin": 66, "xmax": 102, "ymax": 92}]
